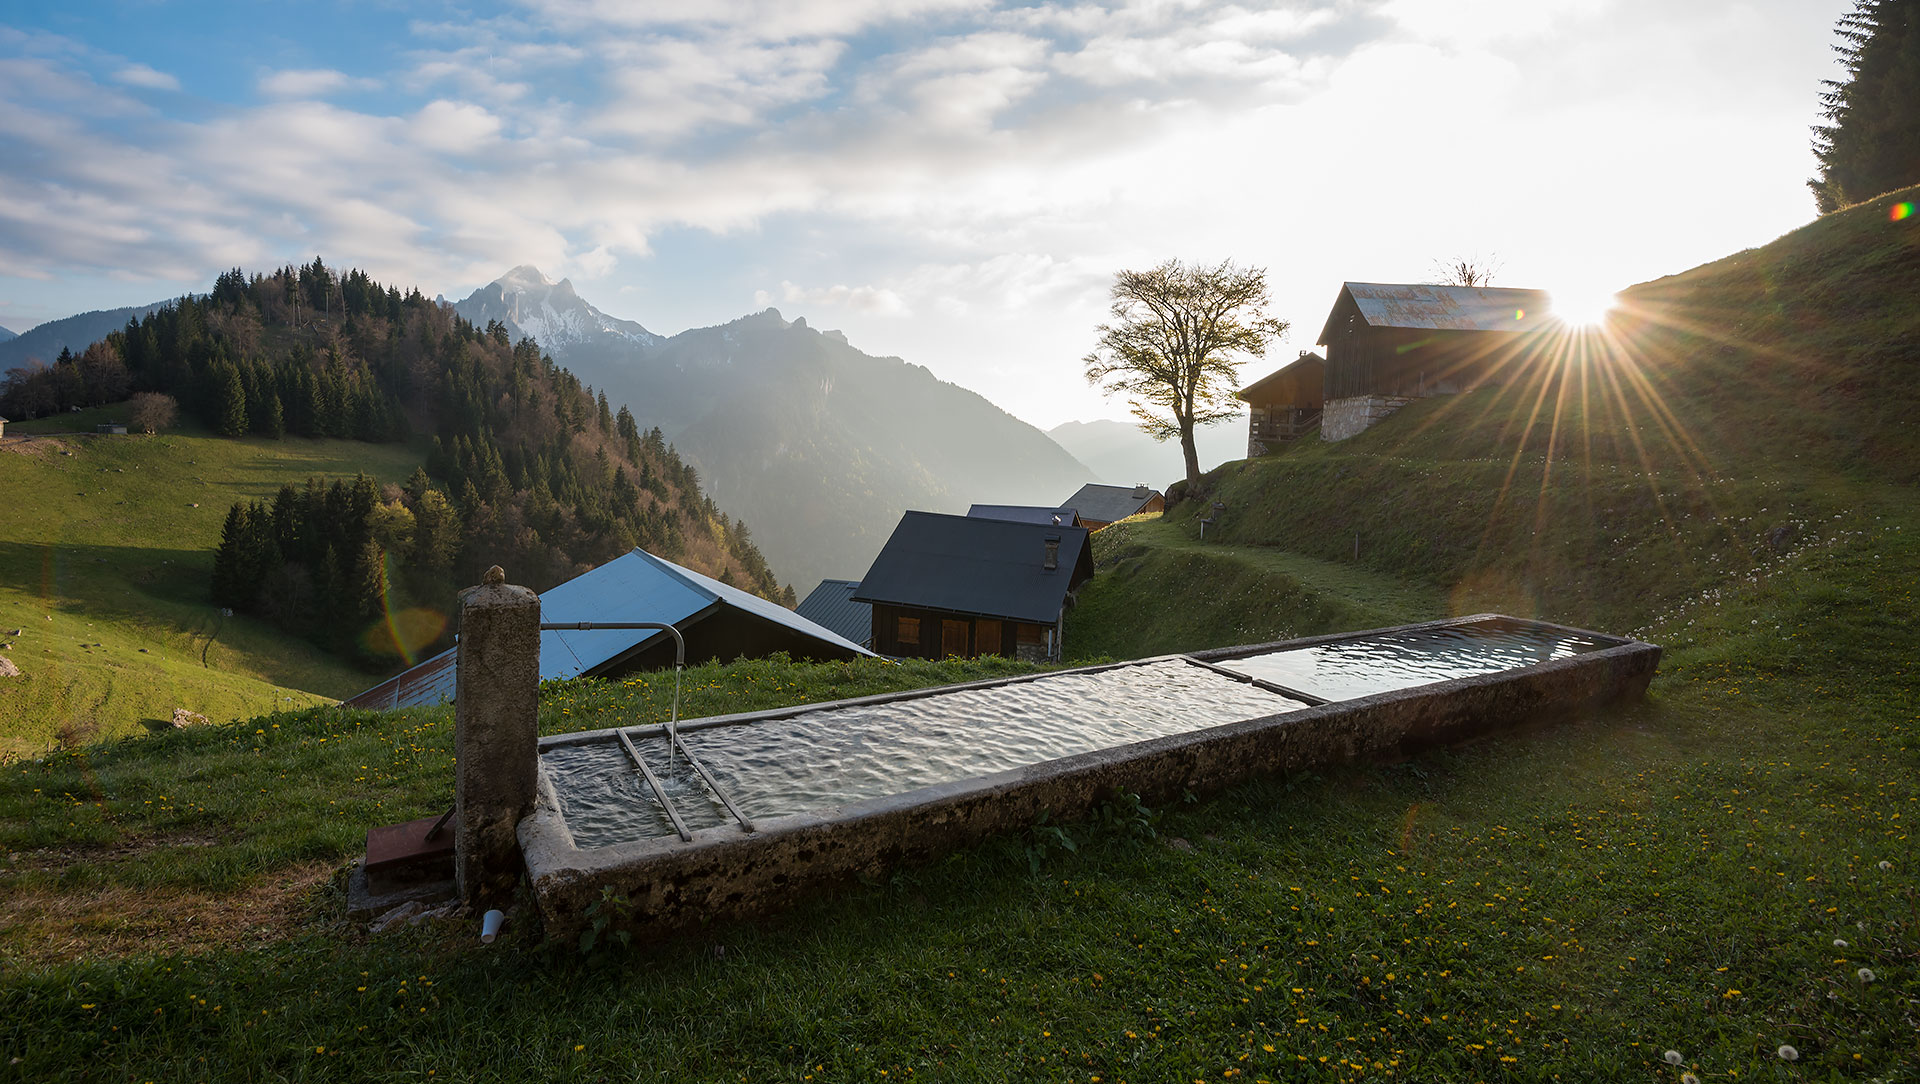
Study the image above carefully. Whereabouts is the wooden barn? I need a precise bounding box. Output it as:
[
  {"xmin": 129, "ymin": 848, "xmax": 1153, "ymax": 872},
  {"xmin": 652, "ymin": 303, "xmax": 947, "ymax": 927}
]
[
  {"xmin": 852, "ymin": 511, "xmax": 1093, "ymax": 662},
  {"xmin": 1317, "ymin": 282, "xmax": 1554, "ymax": 440},
  {"xmin": 1235, "ymin": 351, "xmax": 1325, "ymax": 456}
]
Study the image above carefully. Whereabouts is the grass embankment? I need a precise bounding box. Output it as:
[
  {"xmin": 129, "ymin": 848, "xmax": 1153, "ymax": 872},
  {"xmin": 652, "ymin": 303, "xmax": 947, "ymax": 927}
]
[
  {"xmin": 1067, "ymin": 517, "xmax": 1443, "ymax": 661},
  {"xmin": 0, "ymin": 407, "xmax": 422, "ymax": 756}
]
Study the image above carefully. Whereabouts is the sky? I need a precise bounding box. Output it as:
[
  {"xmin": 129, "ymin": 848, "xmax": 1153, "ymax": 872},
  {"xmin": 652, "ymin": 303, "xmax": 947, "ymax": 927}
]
[{"xmin": 0, "ymin": 0, "xmax": 1851, "ymax": 430}]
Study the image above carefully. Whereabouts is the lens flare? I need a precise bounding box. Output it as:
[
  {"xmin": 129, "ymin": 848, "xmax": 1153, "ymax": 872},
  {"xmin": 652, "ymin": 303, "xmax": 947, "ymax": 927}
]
[
  {"xmin": 1893, "ymin": 201, "xmax": 1915, "ymax": 222},
  {"xmin": 357, "ymin": 549, "xmax": 447, "ymax": 663}
]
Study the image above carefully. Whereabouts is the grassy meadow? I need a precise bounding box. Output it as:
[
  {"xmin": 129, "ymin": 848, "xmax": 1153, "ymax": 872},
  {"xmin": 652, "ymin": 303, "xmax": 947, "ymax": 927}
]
[
  {"xmin": 0, "ymin": 188, "xmax": 1915, "ymax": 1081},
  {"xmin": 0, "ymin": 408, "xmax": 424, "ymax": 756}
]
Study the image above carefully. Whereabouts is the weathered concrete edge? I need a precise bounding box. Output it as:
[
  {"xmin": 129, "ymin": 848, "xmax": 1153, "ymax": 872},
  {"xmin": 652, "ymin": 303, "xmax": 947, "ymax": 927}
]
[
  {"xmin": 519, "ymin": 632, "xmax": 1660, "ymax": 941},
  {"xmin": 538, "ymin": 613, "xmax": 1610, "ymax": 748}
]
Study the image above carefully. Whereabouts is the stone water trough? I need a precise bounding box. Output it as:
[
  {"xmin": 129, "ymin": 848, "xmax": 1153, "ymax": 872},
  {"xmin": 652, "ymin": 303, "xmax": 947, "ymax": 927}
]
[{"xmin": 444, "ymin": 572, "xmax": 1659, "ymax": 941}]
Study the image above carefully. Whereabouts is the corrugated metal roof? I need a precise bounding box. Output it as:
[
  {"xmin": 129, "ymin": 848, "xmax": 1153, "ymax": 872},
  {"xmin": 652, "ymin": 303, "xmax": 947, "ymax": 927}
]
[
  {"xmin": 966, "ymin": 504, "xmax": 1082, "ymax": 527},
  {"xmin": 1320, "ymin": 283, "xmax": 1555, "ymax": 344},
  {"xmin": 344, "ymin": 548, "xmax": 872, "ymax": 710},
  {"xmin": 795, "ymin": 579, "xmax": 873, "ymax": 646},
  {"xmin": 1063, "ymin": 483, "xmax": 1161, "ymax": 525},
  {"xmin": 852, "ymin": 511, "xmax": 1093, "ymax": 625}
]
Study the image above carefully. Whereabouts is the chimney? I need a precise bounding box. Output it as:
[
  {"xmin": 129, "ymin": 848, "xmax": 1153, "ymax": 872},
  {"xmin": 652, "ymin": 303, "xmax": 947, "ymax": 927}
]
[
  {"xmin": 1132, "ymin": 483, "xmax": 1150, "ymax": 500},
  {"xmin": 1043, "ymin": 537, "xmax": 1060, "ymax": 571}
]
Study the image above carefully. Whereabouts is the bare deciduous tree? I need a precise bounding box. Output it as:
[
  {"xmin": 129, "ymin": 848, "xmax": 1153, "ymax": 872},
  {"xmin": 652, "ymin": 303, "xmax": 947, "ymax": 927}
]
[
  {"xmin": 128, "ymin": 392, "xmax": 178, "ymax": 435},
  {"xmin": 1084, "ymin": 259, "xmax": 1289, "ymax": 495},
  {"xmin": 1429, "ymin": 255, "xmax": 1504, "ymax": 287}
]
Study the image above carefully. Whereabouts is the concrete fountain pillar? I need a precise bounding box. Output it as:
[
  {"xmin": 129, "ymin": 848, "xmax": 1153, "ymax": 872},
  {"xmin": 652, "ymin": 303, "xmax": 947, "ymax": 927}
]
[{"xmin": 453, "ymin": 565, "xmax": 540, "ymax": 909}]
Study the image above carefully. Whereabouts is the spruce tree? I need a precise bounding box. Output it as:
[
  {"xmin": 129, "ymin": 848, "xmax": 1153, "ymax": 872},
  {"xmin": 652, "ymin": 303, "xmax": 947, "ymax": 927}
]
[
  {"xmin": 214, "ymin": 366, "xmax": 249, "ymax": 437},
  {"xmin": 1811, "ymin": 0, "xmax": 1920, "ymax": 211}
]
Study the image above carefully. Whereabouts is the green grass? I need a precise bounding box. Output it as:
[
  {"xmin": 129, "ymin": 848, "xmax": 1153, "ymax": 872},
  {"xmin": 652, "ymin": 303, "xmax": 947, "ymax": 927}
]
[
  {"xmin": 1067, "ymin": 516, "xmax": 1444, "ymax": 661},
  {"xmin": 0, "ymin": 647, "xmax": 1911, "ymax": 1081},
  {"xmin": 0, "ymin": 408, "xmax": 425, "ymax": 756}
]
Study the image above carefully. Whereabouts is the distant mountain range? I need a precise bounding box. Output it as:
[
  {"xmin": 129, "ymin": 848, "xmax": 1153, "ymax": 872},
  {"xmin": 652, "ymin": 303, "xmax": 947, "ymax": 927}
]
[
  {"xmin": 453, "ymin": 267, "xmax": 1095, "ymax": 589},
  {"xmin": 0, "ymin": 325, "xmax": 16, "ymax": 343},
  {"xmin": 0, "ymin": 301, "xmax": 173, "ymax": 371},
  {"xmin": 8, "ymin": 269, "xmax": 1192, "ymax": 594},
  {"xmin": 1046, "ymin": 418, "xmax": 1249, "ymax": 494}
]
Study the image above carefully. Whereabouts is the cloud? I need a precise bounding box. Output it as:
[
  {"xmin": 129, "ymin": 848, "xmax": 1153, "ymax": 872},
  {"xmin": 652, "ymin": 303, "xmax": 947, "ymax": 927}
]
[
  {"xmin": 112, "ymin": 63, "xmax": 178, "ymax": 91},
  {"xmin": 258, "ymin": 68, "xmax": 380, "ymax": 99},
  {"xmin": 516, "ymin": 0, "xmax": 989, "ymax": 41},
  {"xmin": 767, "ymin": 280, "xmax": 912, "ymax": 316},
  {"xmin": 409, "ymin": 99, "xmax": 505, "ymax": 152}
]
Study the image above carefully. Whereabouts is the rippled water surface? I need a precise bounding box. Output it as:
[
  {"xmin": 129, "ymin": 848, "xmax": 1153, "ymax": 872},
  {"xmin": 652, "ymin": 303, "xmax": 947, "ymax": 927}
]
[
  {"xmin": 546, "ymin": 658, "xmax": 1307, "ymax": 848},
  {"xmin": 1211, "ymin": 621, "xmax": 1610, "ymax": 702}
]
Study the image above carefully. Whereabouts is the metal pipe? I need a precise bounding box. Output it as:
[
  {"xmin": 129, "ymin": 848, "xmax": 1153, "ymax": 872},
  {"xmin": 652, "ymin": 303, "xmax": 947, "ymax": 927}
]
[
  {"xmin": 535, "ymin": 620, "xmax": 753, "ymax": 833},
  {"xmin": 616, "ymin": 727, "xmax": 693, "ymax": 842}
]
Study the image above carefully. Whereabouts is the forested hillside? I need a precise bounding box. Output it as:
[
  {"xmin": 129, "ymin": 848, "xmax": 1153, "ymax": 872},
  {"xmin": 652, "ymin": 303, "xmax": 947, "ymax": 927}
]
[{"xmin": 2, "ymin": 260, "xmax": 788, "ymax": 667}]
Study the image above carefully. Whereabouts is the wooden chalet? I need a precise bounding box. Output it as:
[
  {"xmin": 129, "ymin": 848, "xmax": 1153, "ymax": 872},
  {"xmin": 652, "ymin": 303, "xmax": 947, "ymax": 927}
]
[
  {"xmin": 852, "ymin": 511, "xmax": 1093, "ymax": 662},
  {"xmin": 1317, "ymin": 282, "xmax": 1554, "ymax": 439},
  {"xmin": 1235, "ymin": 351, "xmax": 1325, "ymax": 456},
  {"xmin": 1063, "ymin": 483, "xmax": 1163, "ymax": 530}
]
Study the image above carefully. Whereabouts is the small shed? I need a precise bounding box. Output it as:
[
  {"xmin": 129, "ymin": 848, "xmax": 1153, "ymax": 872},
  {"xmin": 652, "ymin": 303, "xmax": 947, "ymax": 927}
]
[
  {"xmin": 1062, "ymin": 483, "xmax": 1163, "ymax": 530},
  {"xmin": 1236, "ymin": 351, "xmax": 1325, "ymax": 455},
  {"xmin": 794, "ymin": 579, "xmax": 874, "ymax": 649},
  {"xmin": 345, "ymin": 548, "xmax": 873, "ymax": 710},
  {"xmin": 852, "ymin": 511, "xmax": 1094, "ymax": 662},
  {"xmin": 966, "ymin": 504, "xmax": 1082, "ymax": 527}
]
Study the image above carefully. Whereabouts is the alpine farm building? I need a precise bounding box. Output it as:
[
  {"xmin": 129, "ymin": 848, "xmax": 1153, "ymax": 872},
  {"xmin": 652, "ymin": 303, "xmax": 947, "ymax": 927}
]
[
  {"xmin": 1314, "ymin": 282, "xmax": 1555, "ymax": 440},
  {"xmin": 853, "ymin": 510, "xmax": 1093, "ymax": 662}
]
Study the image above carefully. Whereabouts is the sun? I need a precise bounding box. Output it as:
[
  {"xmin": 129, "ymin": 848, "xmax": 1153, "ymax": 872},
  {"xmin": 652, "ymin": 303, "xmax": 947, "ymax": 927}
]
[{"xmin": 1551, "ymin": 286, "xmax": 1619, "ymax": 328}]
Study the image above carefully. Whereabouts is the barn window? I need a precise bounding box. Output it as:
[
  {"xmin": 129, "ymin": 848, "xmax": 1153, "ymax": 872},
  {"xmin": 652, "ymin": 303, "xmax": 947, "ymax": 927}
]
[{"xmin": 897, "ymin": 616, "xmax": 920, "ymax": 645}]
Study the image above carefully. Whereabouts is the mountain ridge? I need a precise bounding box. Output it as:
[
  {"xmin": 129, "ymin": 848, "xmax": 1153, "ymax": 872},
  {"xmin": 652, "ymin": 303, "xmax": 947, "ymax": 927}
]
[{"xmin": 454, "ymin": 268, "xmax": 1096, "ymax": 589}]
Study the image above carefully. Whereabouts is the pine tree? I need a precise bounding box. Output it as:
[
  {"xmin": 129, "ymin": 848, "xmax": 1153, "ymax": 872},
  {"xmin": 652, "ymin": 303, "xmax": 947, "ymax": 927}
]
[
  {"xmin": 1811, "ymin": 0, "xmax": 1920, "ymax": 212},
  {"xmin": 214, "ymin": 366, "xmax": 249, "ymax": 437},
  {"xmin": 212, "ymin": 504, "xmax": 247, "ymax": 606}
]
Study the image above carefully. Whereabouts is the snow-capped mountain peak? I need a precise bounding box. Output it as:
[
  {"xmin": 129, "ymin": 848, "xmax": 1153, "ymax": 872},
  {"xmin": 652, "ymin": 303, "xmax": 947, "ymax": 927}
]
[{"xmin": 452, "ymin": 265, "xmax": 660, "ymax": 358}]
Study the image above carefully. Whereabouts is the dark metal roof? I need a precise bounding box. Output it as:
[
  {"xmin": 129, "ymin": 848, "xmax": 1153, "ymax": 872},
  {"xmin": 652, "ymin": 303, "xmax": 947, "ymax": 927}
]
[
  {"xmin": 1237, "ymin": 352, "xmax": 1325, "ymax": 401},
  {"xmin": 795, "ymin": 579, "xmax": 873, "ymax": 647},
  {"xmin": 1063, "ymin": 483, "xmax": 1161, "ymax": 525},
  {"xmin": 344, "ymin": 548, "xmax": 872, "ymax": 710},
  {"xmin": 1317, "ymin": 282, "xmax": 1555, "ymax": 345},
  {"xmin": 966, "ymin": 504, "xmax": 1082, "ymax": 527},
  {"xmin": 851, "ymin": 511, "xmax": 1093, "ymax": 625}
]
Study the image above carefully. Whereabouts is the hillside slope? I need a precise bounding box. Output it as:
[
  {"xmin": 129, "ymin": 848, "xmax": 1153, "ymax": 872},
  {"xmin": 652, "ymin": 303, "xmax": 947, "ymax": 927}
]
[
  {"xmin": 0, "ymin": 411, "xmax": 423, "ymax": 755},
  {"xmin": 1070, "ymin": 184, "xmax": 1920, "ymax": 662}
]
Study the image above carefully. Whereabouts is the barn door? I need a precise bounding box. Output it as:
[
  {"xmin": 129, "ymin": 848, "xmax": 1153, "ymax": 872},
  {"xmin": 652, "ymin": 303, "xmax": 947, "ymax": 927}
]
[
  {"xmin": 941, "ymin": 619, "xmax": 969, "ymax": 659},
  {"xmin": 974, "ymin": 619, "xmax": 1002, "ymax": 657}
]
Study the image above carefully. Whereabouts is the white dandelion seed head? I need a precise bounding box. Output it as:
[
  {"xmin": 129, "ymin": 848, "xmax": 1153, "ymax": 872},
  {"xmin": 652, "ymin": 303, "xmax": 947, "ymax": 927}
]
[
  {"xmin": 1835, "ymin": 938, "xmax": 1850, "ymax": 948},
  {"xmin": 1682, "ymin": 1074, "xmax": 1699, "ymax": 1084},
  {"xmin": 1878, "ymin": 860, "xmax": 1892, "ymax": 870},
  {"xmin": 1777, "ymin": 1044, "xmax": 1799, "ymax": 1061},
  {"xmin": 1664, "ymin": 1050, "xmax": 1684, "ymax": 1065},
  {"xmin": 1857, "ymin": 968, "xmax": 1876, "ymax": 983}
]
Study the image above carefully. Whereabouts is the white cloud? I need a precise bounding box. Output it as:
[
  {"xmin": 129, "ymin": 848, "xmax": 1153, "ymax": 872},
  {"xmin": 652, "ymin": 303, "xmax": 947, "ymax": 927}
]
[
  {"xmin": 516, "ymin": 0, "xmax": 989, "ymax": 41},
  {"xmin": 112, "ymin": 63, "xmax": 178, "ymax": 91},
  {"xmin": 258, "ymin": 68, "xmax": 380, "ymax": 98},
  {"xmin": 409, "ymin": 99, "xmax": 505, "ymax": 152},
  {"xmin": 771, "ymin": 280, "xmax": 912, "ymax": 316}
]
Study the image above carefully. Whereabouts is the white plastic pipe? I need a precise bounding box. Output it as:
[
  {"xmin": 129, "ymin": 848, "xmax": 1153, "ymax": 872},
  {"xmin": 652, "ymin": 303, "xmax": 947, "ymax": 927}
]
[{"xmin": 480, "ymin": 908, "xmax": 506, "ymax": 943}]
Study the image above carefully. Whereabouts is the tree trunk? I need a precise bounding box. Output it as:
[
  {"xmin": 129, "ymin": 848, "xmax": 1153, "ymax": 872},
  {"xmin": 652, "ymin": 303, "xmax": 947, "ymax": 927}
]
[{"xmin": 1180, "ymin": 420, "xmax": 1201, "ymax": 494}]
